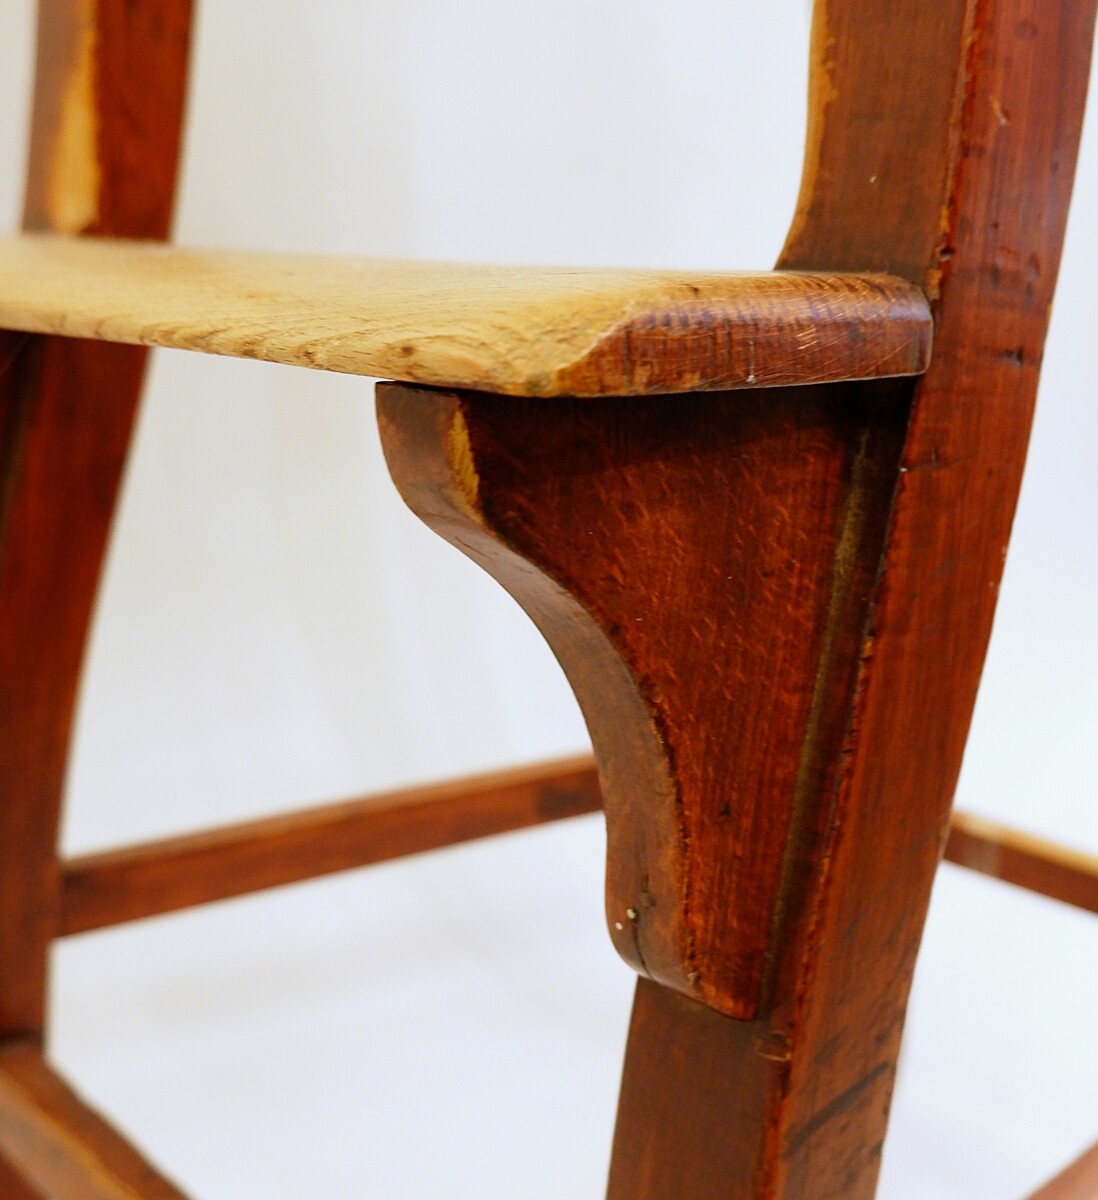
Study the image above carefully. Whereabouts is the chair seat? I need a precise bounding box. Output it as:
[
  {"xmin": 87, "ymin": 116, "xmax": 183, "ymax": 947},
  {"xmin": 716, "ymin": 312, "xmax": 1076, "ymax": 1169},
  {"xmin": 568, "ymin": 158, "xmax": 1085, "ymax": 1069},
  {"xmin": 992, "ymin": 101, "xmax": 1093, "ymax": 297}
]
[{"xmin": 0, "ymin": 234, "xmax": 931, "ymax": 396}]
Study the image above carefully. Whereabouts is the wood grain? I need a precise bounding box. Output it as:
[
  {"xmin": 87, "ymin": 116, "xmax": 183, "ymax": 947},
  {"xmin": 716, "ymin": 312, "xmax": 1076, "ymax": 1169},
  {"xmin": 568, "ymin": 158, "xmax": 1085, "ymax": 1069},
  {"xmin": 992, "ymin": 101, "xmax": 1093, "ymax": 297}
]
[
  {"xmin": 378, "ymin": 379, "xmax": 908, "ymax": 1017},
  {"xmin": 1028, "ymin": 1139, "xmax": 1098, "ymax": 1200},
  {"xmin": 0, "ymin": 1042, "xmax": 192, "ymax": 1200},
  {"xmin": 59, "ymin": 755, "xmax": 601, "ymax": 936},
  {"xmin": 0, "ymin": 235, "xmax": 932, "ymax": 396},
  {"xmin": 0, "ymin": 1150, "xmax": 45, "ymax": 1200},
  {"xmin": 945, "ymin": 812, "xmax": 1098, "ymax": 915},
  {"xmin": 378, "ymin": 1, "xmax": 1097, "ymax": 1197},
  {"xmin": 0, "ymin": 0, "xmax": 192, "ymax": 1042},
  {"xmin": 766, "ymin": 2, "xmax": 1095, "ymax": 1191}
]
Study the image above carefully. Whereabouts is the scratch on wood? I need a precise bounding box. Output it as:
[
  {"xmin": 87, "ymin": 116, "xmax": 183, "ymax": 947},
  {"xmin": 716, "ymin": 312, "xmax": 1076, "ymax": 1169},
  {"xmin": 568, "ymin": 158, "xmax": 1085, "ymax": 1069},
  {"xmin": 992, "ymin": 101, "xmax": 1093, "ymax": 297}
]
[{"xmin": 783, "ymin": 1062, "xmax": 890, "ymax": 1159}]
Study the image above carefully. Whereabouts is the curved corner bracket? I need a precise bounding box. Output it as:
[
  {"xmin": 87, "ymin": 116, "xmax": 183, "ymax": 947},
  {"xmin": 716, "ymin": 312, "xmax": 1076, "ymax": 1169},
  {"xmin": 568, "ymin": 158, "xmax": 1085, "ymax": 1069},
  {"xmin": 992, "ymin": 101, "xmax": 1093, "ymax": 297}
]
[{"xmin": 376, "ymin": 381, "xmax": 908, "ymax": 1020}]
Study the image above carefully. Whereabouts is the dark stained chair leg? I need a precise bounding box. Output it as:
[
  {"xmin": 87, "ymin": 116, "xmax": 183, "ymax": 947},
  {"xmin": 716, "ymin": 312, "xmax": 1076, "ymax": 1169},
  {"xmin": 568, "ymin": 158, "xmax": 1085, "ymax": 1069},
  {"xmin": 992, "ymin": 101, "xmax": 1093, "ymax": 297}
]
[
  {"xmin": 378, "ymin": 3, "xmax": 1096, "ymax": 1194},
  {"xmin": 377, "ymin": 380, "xmax": 916, "ymax": 1197},
  {"xmin": 0, "ymin": 337, "xmax": 154, "ymax": 1042},
  {"xmin": 0, "ymin": 0, "xmax": 192, "ymax": 1043}
]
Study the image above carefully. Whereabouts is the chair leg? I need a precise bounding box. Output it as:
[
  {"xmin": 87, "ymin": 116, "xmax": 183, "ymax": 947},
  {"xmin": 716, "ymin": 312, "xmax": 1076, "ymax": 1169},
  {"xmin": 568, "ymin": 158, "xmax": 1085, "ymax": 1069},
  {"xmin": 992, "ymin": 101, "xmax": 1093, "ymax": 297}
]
[
  {"xmin": 3, "ymin": 0, "xmax": 193, "ymax": 1042},
  {"xmin": 378, "ymin": 381, "xmax": 932, "ymax": 1197},
  {"xmin": 607, "ymin": 980, "xmax": 776, "ymax": 1198},
  {"xmin": 0, "ymin": 337, "xmax": 150, "ymax": 1040}
]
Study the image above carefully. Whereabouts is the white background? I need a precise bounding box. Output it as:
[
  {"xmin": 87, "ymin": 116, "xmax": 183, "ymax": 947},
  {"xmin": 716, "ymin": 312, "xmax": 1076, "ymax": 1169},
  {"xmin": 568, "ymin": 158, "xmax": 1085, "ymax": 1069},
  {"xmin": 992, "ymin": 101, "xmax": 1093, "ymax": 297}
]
[{"xmin": 1, "ymin": 2, "xmax": 1096, "ymax": 1196}]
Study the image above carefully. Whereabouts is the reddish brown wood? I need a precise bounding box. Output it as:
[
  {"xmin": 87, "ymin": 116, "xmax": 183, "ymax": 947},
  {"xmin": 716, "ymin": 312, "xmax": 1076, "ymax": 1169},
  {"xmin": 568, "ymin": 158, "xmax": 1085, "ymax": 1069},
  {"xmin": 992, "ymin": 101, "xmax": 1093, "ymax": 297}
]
[
  {"xmin": 0, "ymin": 1042, "xmax": 192, "ymax": 1200},
  {"xmin": 0, "ymin": 1151, "xmax": 45, "ymax": 1200},
  {"xmin": 614, "ymin": 1, "xmax": 1096, "ymax": 1194},
  {"xmin": 1028, "ymin": 1139, "xmax": 1098, "ymax": 1200},
  {"xmin": 379, "ymin": 380, "xmax": 907, "ymax": 1018},
  {"xmin": 55, "ymin": 723, "xmax": 1098, "ymax": 937},
  {"xmin": 608, "ymin": 979, "xmax": 778, "ymax": 1197},
  {"xmin": 378, "ymin": 2, "xmax": 1096, "ymax": 1197},
  {"xmin": 0, "ymin": 242, "xmax": 934, "ymax": 397},
  {"xmin": 58, "ymin": 755, "xmax": 601, "ymax": 936},
  {"xmin": 768, "ymin": 2, "xmax": 1094, "ymax": 1190},
  {"xmin": 944, "ymin": 812, "xmax": 1098, "ymax": 915},
  {"xmin": 0, "ymin": 0, "xmax": 192, "ymax": 1041}
]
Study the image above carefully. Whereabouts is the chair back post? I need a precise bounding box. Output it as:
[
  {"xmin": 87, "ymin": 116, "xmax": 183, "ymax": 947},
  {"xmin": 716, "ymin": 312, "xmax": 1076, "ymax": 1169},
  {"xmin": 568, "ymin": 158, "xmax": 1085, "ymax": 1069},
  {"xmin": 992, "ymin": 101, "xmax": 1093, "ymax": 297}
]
[
  {"xmin": 0, "ymin": 0, "xmax": 192, "ymax": 1043},
  {"xmin": 766, "ymin": 1, "xmax": 1096, "ymax": 1190}
]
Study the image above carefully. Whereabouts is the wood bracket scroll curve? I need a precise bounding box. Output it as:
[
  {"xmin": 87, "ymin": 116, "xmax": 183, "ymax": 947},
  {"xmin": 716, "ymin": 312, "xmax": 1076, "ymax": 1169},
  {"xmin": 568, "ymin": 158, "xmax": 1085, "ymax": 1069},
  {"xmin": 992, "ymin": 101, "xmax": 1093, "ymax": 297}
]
[{"xmin": 377, "ymin": 381, "xmax": 910, "ymax": 1020}]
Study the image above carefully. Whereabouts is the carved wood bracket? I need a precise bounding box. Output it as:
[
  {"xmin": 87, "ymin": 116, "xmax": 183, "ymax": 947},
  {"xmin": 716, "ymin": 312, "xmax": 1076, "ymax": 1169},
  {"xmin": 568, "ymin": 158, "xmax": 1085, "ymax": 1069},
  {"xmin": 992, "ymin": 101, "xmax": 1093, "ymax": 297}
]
[{"xmin": 377, "ymin": 381, "xmax": 910, "ymax": 1019}]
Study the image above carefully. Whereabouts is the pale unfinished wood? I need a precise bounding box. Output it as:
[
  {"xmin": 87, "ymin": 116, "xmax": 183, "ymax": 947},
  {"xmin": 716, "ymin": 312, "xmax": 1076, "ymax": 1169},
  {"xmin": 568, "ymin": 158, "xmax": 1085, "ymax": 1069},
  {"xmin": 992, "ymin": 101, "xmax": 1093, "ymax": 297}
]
[
  {"xmin": 0, "ymin": 234, "xmax": 931, "ymax": 396},
  {"xmin": 945, "ymin": 811, "xmax": 1098, "ymax": 915},
  {"xmin": 59, "ymin": 754, "xmax": 601, "ymax": 936},
  {"xmin": 0, "ymin": 1042, "xmax": 192, "ymax": 1200}
]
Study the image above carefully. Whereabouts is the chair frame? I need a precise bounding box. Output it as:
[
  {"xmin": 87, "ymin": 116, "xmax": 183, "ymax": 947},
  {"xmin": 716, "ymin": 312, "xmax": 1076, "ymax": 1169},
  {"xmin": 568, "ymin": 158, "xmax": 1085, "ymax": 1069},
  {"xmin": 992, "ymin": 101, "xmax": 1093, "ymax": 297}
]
[{"xmin": 0, "ymin": 0, "xmax": 1095, "ymax": 1196}]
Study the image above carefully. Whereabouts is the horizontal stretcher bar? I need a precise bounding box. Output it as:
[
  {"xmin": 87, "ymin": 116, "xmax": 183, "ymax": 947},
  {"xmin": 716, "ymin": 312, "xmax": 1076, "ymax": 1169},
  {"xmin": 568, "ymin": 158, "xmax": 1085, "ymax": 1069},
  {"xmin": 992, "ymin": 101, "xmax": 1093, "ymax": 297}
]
[
  {"xmin": 59, "ymin": 755, "xmax": 602, "ymax": 936},
  {"xmin": 57, "ymin": 754, "xmax": 1097, "ymax": 937}
]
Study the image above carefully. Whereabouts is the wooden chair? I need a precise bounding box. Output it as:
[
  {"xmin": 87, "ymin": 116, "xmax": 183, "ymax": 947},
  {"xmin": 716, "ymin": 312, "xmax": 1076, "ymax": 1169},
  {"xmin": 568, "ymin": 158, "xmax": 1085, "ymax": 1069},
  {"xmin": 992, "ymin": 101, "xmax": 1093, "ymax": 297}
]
[{"xmin": 0, "ymin": 0, "xmax": 1095, "ymax": 1196}]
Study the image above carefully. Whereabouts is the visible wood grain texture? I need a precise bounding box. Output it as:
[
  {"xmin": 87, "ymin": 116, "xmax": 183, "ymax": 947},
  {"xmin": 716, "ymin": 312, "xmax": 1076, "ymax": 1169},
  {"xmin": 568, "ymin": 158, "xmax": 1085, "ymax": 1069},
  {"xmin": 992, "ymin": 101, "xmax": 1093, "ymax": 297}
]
[
  {"xmin": 379, "ymin": 380, "xmax": 907, "ymax": 1017},
  {"xmin": 0, "ymin": 235, "xmax": 932, "ymax": 396},
  {"xmin": 380, "ymin": 1, "xmax": 1096, "ymax": 1198},
  {"xmin": 59, "ymin": 755, "xmax": 601, "ymax": 936},
  {"xmin": 0, "ymin": 0, "xmax": 192, "ymax": 1041},
  {"xmin": 0, "ymin": 1042, "xmax": 192, "ymax": 1200},
  {"xmin": 1028, "ymin": 1139, "xmax": 1098, "ymax": 1200},
  {"xmin": 945, "ymin": 812, "xmax": 1098, "ymax": 915},
  {"xmin": 764, "ymin": 2, "xmax": 1095, "ymax": 1193}
]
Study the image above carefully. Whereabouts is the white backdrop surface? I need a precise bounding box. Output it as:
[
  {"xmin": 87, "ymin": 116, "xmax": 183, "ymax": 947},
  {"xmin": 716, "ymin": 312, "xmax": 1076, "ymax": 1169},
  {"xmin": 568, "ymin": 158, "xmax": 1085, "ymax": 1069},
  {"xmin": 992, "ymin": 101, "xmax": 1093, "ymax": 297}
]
[{"xmin": 1, "ymin": 2, "xmax": 1096, "ymax": 1197}]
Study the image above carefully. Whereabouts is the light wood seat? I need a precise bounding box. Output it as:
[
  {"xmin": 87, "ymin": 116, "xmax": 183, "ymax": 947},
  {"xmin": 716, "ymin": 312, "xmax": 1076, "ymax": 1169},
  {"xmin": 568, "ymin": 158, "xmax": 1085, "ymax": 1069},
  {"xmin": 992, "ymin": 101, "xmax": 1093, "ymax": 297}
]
[{"xmin": 0, "ymin": 234, "xmax": 931, "ymax": 396}]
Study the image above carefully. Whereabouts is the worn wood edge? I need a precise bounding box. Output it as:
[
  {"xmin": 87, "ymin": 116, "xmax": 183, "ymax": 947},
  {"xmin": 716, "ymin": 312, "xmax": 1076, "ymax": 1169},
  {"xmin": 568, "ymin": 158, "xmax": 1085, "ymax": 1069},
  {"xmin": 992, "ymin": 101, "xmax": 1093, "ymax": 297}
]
[
  {"xmin": 0, "ymin": 1041, "xmax": 192, "ymax": 1200},
  {"xmin": 0, "ymin": 235, "xmax": 932, "ymax": 396},
  {"xmin": 1026, "ymin": 1137, "xmax": 1098, "ymax": 1199},
  {"xmin": 944, "ymin": 810, "xmax": 1098, "ymax": 915},
  {"xmin": 59, "ymin": 754, "xmax": 601, "ymax": 936}
]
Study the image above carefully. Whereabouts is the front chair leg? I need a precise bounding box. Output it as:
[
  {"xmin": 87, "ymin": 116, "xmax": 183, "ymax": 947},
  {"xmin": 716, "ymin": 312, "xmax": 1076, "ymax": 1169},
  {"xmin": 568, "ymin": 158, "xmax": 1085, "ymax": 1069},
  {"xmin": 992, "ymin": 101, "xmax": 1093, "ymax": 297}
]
[{"xmin": 378, "ymin": 379, "xmax": 941, "ymax": 1199}]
